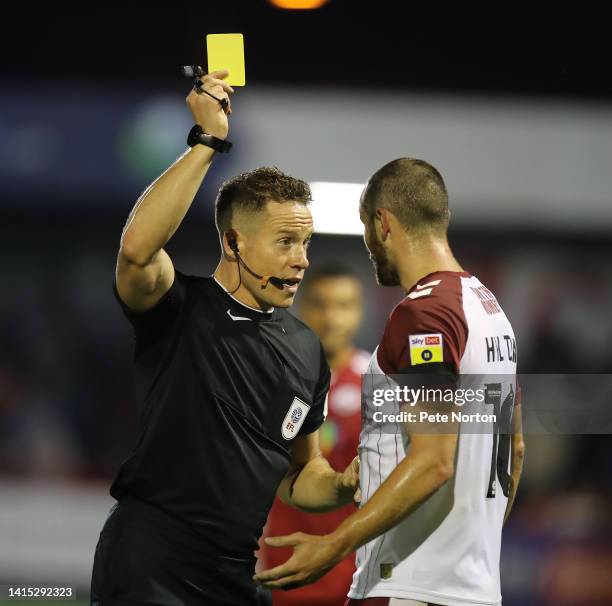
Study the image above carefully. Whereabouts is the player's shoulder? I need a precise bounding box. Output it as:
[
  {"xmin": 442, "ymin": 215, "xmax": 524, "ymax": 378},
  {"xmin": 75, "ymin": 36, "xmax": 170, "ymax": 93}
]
[
  {"xmin": 389, "ymin": 270, "xmax": 471, "ymax": 331},
  {"xmin": 379, "ymin": 271, "xmax": 472, "ymax": 374}
]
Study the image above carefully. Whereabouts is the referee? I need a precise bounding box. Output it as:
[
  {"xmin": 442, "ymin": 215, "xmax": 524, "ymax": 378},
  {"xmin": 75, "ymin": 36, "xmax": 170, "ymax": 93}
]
[{"xmin": 90, "ymin": 71, "xmax": 359, "ymax": 606}]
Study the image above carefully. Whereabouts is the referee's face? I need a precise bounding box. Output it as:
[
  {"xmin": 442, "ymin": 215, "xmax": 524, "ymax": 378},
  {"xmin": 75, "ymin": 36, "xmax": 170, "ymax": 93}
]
[{"xmin": 241, "ymin": 200, "xmax": 313, "ymax": 308}]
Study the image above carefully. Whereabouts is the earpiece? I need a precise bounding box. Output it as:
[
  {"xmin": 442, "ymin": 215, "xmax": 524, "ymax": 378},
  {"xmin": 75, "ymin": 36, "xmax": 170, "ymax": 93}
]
[{"xmin": 226, "ymin": 232, "xmax": 239, "ymax": 253}]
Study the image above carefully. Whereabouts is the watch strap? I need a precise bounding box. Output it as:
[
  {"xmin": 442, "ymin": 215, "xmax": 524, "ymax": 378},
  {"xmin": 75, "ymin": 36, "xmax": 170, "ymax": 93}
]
[{"xmin": 187, "ymin": 125, "xmax": 232, "ymax": 153}]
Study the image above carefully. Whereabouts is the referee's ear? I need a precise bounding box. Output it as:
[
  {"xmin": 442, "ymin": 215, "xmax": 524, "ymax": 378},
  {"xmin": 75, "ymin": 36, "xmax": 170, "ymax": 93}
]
[{"xmin": 224, "ymin": 230, "xmax": 240, "ymax": 259}]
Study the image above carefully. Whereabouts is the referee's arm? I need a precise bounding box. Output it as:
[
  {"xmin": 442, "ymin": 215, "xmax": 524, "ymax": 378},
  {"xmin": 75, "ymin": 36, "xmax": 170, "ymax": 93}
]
[
  {"xmin": 276, "ymin": 431, "xmax": 360, "ymax": 514},
  {"xmin": 116, "ymin": 72, "xmax": 233, "ymax": 311}
]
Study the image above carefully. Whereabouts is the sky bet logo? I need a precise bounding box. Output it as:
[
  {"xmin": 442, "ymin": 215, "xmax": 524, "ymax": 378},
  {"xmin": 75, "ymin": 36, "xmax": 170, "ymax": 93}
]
[
  {"xmin": 409, "ymin": 333, "xmax": 444, "ymax": 366},
  {"xmin": 409, "ymin": 335, "xmax": 440, "ymax": 346}
]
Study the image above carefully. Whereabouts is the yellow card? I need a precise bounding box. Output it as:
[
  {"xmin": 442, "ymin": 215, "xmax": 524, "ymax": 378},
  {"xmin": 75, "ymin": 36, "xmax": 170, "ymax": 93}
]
[{"xmin": 206, "ymin": 33, "xmax": 246, "ymax": 86}]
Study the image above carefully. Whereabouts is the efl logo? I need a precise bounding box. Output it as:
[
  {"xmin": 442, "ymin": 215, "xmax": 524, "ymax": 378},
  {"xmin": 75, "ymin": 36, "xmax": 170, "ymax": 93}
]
[
  {"xmin": 281, "ymin": 397, "xmax": 311, "ymax": 440},
  {"xmin": 425, "ymin": 336, "xmax": 440, "ymax": 345}
]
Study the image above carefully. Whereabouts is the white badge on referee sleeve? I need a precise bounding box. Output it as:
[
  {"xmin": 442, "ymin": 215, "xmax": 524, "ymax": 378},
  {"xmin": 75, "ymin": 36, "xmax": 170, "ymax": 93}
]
[{"xmin": 281, "ymin": 397, "xmax": 311, "ymax": 440}]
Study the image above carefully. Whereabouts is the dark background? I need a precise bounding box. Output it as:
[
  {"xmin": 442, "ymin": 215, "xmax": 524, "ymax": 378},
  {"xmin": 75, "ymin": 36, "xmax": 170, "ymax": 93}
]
[{"xmin": 6, "ymin": 3, "xmax": 612, "ymax": 97}]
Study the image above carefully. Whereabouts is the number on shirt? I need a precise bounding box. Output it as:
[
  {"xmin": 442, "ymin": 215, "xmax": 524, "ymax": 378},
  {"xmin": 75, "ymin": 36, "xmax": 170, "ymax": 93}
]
[{"xmin": 484, "ymin": 382, "xmax": 514, "ymax": 498}]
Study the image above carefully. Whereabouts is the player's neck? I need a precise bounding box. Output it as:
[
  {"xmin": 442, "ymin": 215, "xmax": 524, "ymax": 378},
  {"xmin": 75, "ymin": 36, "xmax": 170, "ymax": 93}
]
[{"xmin": 395, "ymin": 235, "xmax": 464, "ymax": 293}]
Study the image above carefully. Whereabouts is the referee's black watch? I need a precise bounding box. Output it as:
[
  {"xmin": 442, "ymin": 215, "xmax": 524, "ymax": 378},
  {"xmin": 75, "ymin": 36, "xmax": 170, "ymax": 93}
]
[{"xmin": 187, "ymin": 125, "xmax": 232, "ymax": 153}]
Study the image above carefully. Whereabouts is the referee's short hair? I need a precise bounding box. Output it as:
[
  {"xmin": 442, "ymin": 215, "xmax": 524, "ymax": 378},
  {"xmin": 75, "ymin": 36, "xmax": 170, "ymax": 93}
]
[
  {"xmin": 215, "ymin": 166, "xmax": 311, "ymax": 233},
  {"xmin": 361, "ymin": 158, "xmax": 450, "ymax": 233}
]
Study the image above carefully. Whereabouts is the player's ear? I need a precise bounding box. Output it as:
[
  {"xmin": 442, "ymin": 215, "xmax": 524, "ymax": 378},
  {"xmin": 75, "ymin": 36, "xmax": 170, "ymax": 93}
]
[{"xmin": 377, "ymin": 208, "xmax": 392, "ymax": 242}]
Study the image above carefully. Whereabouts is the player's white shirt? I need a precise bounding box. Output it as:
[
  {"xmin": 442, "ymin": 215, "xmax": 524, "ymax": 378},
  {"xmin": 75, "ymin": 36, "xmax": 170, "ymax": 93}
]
[{"xmin": 348, "ymin": 271, "xmax": 517, "ymax": 606}]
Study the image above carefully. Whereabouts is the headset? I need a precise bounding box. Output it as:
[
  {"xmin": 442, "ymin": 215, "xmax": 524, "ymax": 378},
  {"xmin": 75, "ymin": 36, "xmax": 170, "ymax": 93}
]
[{"xmin": 226, "ymin": 233, "xmax": 285, "ymax": 293}]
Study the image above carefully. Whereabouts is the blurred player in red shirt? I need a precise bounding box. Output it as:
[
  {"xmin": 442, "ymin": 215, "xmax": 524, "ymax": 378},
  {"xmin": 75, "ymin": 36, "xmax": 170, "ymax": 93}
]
[{"xmin": 263, "ymin": 264, "xmax": 370, "ymax": 606}]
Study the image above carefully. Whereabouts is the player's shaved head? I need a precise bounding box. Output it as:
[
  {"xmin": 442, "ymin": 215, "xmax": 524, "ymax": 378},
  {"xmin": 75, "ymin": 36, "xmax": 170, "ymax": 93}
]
[
  {"xmin": 215, "ymin": 166, "xmax": 311, "ymax": 234},
  {"xmin": 361, "ymin": 158, "xmax": 450, "ymax": 233}
]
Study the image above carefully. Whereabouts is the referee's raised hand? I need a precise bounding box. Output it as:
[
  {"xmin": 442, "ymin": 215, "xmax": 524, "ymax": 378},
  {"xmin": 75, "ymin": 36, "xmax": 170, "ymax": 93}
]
[{"xmin": 186, "ymin": 69, "xmax": 235, "ymax": 139}]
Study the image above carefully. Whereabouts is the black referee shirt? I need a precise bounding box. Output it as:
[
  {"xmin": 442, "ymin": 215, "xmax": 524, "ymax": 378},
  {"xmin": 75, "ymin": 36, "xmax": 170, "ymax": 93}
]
[{"xmin": 111, "ymin": 270, "xmax": 330, "ymax": 556}]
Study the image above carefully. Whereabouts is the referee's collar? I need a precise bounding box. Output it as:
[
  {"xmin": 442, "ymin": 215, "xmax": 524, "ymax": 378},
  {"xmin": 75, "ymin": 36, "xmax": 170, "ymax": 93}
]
[{"xmin": 212, "ymin": 276, "xmax": 276, "ymax": 320}]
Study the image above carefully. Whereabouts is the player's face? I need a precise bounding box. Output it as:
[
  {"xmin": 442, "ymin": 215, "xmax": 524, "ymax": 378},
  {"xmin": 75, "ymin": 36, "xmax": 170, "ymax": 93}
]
[
  {"xmin": 241, "ymin": 200, "xmax": 313, "ymax": 308},
  {"xmin": 300, "ymin": 276, "xmax": 363, "ymax": 357},
  {"xmin": 359, "ymin": 203, "xmax": 400, "ymax": 287}
]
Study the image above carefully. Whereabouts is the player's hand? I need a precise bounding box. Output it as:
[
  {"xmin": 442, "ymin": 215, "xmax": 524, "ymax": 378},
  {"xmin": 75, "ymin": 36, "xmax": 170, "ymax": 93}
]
[
  {"xmin": 254, "ymin": 532, "xmax": 346, "ymax": 590},
  {"xmin": 186, "ymin": 69, "xmax": 234, "ymax": 139},
  {"xmin": 338, "ymin": 455, "xmax": 361, "ymax": 505}
]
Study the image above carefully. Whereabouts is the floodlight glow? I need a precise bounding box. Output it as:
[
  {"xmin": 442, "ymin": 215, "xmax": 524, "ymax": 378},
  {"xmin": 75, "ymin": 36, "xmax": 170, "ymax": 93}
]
[
  {"xmin": 268, "ymin": 0, "xmax": 329, "ymax": 8},
  {"xmin": 309, "ymin": 181, "xmax": 365, "ymax": 236}
]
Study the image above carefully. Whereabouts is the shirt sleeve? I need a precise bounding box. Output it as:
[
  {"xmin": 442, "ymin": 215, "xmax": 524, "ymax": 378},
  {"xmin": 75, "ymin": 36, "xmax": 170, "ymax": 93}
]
[
  {"xmin": 113, "ymin": 270, "xmax": 187, "ymax": 347},
  {"xmin": 299, "ymin": 342, "xmax": 331, "ymax": 436},
  {"xmin": 377, "ymin": 293, "xmax": 468, "ymax": 379}
]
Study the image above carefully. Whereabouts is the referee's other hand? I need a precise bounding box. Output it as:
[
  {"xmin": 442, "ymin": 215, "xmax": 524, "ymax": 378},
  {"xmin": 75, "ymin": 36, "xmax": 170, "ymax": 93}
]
[{"xmin": 186, "ymin": 69, "xmax": 234, "ymax": 140}]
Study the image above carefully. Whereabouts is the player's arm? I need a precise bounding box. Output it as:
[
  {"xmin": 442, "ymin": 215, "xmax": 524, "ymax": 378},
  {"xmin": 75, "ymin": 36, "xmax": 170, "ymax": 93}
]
[
  {"xmin": 322, "ymin": 303, "xmax": 463, "ymax": 556},
  {"xmin": 504, "ymin": 400, "xmax": 525, "ymax": 523},
  {"xmin": 327, "ymin": 405, "xmax": 457, "ymax": 555},
  {"xmin": 116, "ymin": 72, "xmax": 233, "ymax": 311},
  {"xmin": 277, "ymin": 431, "xmax": 359, "ymax": 513}
]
